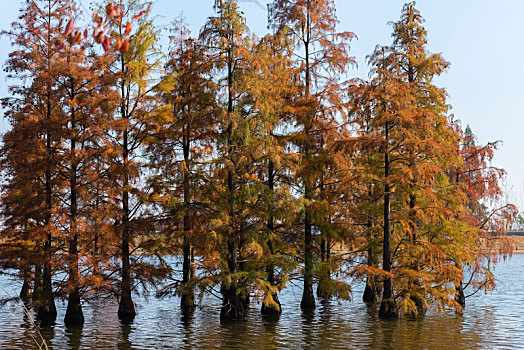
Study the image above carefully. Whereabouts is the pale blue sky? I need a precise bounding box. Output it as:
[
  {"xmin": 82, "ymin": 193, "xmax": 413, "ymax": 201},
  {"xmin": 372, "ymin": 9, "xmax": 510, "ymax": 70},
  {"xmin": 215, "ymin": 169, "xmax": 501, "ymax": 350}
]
[{"xmin": 1, "ymin": 0, "xmax": 523, "ymax": 206}]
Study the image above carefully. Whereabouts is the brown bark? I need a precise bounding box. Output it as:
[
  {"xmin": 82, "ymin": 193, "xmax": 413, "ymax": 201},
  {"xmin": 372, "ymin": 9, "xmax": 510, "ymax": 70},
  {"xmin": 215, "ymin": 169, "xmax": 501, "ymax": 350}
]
[
  {"xmin": 118, "ymin": 55, "xmax": 135, "ymax": 324},
  {"xmin": 379, "ymin": 121, "xmax": 397, "ymax": 318},
  {"xmin": 261, "ymin": 160, "xmax": 281, "ymax": 316},
  {"xmin": 220, "ymin": 48, "xmax": 244, "ymax": 320},
  {"xmin": 180, "ymin": 125, "xmax": 196, "ymax": 312},
  {"xmin": 64, "ymin": 102, "xmax": 84, "ymax": 327}
]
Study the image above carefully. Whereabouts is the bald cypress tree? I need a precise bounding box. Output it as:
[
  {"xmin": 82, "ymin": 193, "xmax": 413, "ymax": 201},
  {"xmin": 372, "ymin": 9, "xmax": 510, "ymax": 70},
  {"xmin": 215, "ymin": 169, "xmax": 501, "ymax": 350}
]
[
  {"xmin": 200, "ymin": 0, "xmax": 259, "ymax": 320},
  {"xmin": 0, "ymin": 0, "xmax": 85, "ymax": 326},
  {"xmin": 268, "ymin": 0, "xmax": 355, "ymax": 310},
  {"xmin": 149, "ymin": 18, "xmax": 219, "ymax": 313},
  {"xmin": 95, "ymin": 0, "xmax": 159, "ymax": 324},
  {"xmin": 451, "ymin": 124, "xmax": 516, "ymax": 309},
  {"xmin": 349, "ymin": 2, "xmax": 488, "ymax": 317}
]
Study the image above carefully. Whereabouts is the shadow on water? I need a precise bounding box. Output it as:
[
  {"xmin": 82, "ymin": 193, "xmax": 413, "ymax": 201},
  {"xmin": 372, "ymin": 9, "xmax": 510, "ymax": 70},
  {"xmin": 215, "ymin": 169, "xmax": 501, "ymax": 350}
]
[
  {"xmin": 117, "ymin": 324, "xmax": 133, "ymax": 350},
  {"xmin": 261, "ymin": 313, "xmax": 279, "ymax": 333},
  {"xmin": 0, "ymin": 255, "xmax": 523, "ymax": 349},
  {"xmin": 300, "ymin": 308, "xmax": 316, "ymax": 349},
  {"xmin": 181, "ymin": 309, "xmax": 195, "ymax": 348},
  {"xmin": 65, "ymin": 326, "xmax": 82, "ymax": 350},
  {"xmin": 39, "ymin": 325, "xmax": 55, "ymax": 349}
]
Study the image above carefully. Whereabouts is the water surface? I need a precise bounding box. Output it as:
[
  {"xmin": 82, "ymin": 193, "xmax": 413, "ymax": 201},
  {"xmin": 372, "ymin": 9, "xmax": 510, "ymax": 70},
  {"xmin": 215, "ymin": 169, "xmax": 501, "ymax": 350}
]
[{"xmin": 1, "ymin": 254, "xmax": 522, "ymax": 349}]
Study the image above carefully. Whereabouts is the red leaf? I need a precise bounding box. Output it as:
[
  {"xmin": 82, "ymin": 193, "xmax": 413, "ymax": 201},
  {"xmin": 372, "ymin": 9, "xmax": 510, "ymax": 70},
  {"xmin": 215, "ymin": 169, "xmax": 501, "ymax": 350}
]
[
  {"xmin": 102, "ymin": 36, "xmax": 112, "ymax": 52},
  {"xmin": 120, "ymin": 39, "xmax": 130, "ymax": 54},
  {"xmin": 115, "ymin": 38, "xmax": 123, "ymax": 51},
  {"xmin": 54, "ymin": 39, "xmax": 65, "ymax": 50},
  {"xmin": 124, "ymin": 22, "xmax": 132, "ymax": 36},
  {"xmin": 64, "ymin": 19, "xmax": 75, "ymax": 36},
  {"xmin": 118, "ymin": 39, "xmax": 129, "ymax": 55},
  {"xmin": 133, "ymin": 10, "xmax": 145, "ymax": 20},
  {"xmin": 73, "ymin": 31, "xmax": 82, "ymax": 45},
  {"xmin": 95, "ymin": 27, "xmax": 107, "ymax": 44},
  {"xmin": 105, "ymin": 3, "xmax": 114, "ymax": 16}
]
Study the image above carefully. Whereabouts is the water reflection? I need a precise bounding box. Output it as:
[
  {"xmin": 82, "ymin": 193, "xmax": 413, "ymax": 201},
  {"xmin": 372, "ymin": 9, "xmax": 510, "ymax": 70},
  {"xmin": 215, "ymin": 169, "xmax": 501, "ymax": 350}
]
[
  {"xmin": 65, "ymin": 326, "xmax": 82, "ymax": 350},
  {"xmin": 0, "ymin": 255, "xmax": 523, "ymax": 349},
  {"xmin": 181, "ymin": 309, "xmax": 194, "ymax": 348},
  {"xmin": 299, "ymin": 309, "xmax": 314, "ymax": 349},
  {"xmin": 118, "ymin": 325, "xmax": 133, "ymax": 350},
  {"xmin": 39, "ymin": 324, "xmax": 55, "ymax": 349}
]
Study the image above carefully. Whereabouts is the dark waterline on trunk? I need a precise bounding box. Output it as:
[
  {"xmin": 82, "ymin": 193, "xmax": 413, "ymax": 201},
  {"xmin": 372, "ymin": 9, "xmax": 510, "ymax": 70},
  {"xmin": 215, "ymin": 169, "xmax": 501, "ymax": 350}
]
[
  {"xmin": 180, "ymin": 242, "xmax": 196, "ymax": 312},
  {"xmin": 36, "ymin": 260, "xmax": 57, "ymax": 326},
  {"xmin": 64, "ymin": 288, "xmax": 84, "ymax": 327},
  {"xmin": 301, "ymin": 203, "xmax": 315, "ymax": 310}
]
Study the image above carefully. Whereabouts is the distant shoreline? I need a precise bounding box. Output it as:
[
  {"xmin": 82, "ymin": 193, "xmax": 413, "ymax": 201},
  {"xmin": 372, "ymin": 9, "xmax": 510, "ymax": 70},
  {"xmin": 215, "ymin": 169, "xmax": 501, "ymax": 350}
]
[{"xmin": 493, "ymin": 235, "xmax": 524, "ymax": 255}]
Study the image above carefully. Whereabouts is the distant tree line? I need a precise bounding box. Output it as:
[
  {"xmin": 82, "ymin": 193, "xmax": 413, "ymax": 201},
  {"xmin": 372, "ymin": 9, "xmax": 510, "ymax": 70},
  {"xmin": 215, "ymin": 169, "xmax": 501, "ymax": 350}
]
[{"xmin": 0, "ymin": 0, "xmax": 516, "ymax": 327}]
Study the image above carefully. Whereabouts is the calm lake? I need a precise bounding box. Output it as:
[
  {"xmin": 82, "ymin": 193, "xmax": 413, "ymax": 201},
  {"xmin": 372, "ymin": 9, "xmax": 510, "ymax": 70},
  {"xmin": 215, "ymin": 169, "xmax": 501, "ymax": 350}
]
[{"xmin": 1, "ymin": 254, "xmax": 523, "ymax": 349}]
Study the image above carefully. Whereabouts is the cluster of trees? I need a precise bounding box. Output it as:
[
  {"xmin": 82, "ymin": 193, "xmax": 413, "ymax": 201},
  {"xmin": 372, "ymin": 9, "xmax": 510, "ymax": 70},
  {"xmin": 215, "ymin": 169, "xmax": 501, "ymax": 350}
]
[{"xmin": 0, "ymin": 0, "xmax": 516, "ymax": 327}]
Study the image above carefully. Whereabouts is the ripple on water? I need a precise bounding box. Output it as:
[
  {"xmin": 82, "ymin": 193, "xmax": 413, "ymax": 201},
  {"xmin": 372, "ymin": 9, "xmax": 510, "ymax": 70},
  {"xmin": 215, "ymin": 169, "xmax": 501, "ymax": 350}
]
[{"xmin": 2, "ymin": 255, "xmax": 524, "ymax": 349}]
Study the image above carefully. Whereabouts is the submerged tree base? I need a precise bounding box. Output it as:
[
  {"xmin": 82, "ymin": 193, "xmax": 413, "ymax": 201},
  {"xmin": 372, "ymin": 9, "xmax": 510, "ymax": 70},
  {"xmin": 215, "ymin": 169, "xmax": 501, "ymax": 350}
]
[
  {"xmin": 181, "ymin": 293, "xmax": 196, "ymax": 314},
  {"xmin": 378, "ymin": 299, "xmax": 398, "ymax": 318},
  {"xmin": 36, "ymin": 302, "xmax": 57, "ymax": 327},
  {"xmin": 220, "ymin": 288, "xmax": 244, "ymax": 321},
  {"xmin": 36, "ymin": 285, "xmax": 57, "ymax": 326},
  {"xmin": 455, "ymin": 284, "xmax": 466, "ymax": 310},
  {"xmin": 118, "ymin": 293, "xmax": 136, "ymax": 325},
  {"xmin": 261, "ymin": 293, "xmax": 281, "ymax": 317},
  {"xmin": 64, "ymin": 290, "xmax": 84, "ymax": 327},
  {"xmin": 301, "ymin": 286, "xmax": 316, "ymax": 310},
  {"xmin": 408, "ymin": 294, "xmax": 428, "ymax": 316}
]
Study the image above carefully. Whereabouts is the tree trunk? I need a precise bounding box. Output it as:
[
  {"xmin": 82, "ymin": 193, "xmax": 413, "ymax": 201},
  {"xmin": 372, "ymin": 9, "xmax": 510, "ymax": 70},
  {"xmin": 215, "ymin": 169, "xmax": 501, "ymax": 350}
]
[
  {"xmin": 300, "ymin": 13, "xmax": 316, "ymax": 310},
  {"xmin": 118, "ymin": 226, "xmax": 135, "ymax": 324},
  {"xmin": 64, "ymin": 287, "xmax": 84, "ymax": 327},
  {"xmin": 363, "ymin": 279, "xmax": 377, "ymax": 305},
  {"xmin": 37, "ymin": 249, "xmax": 57, "ymax": 326},
  {"xmin": 261, "ymin": 263, "xmax": 281, "ymax": 316},
  {"xmin": 301, "ymin": 193, "xmax": 316, "ymax": 310},
  {"xmin": 261, "ymin": 160, "xmax": 281, "ymax": 316},
  {"xmin": 220, "ymin": 233, "xmax": 244, "ymax": 321},
  {"xmin": 220, "ymin": 287, "xmax": 244, "ymax": 321},
  {"xmin": 37, "ymin": 162, "xmax": 57, "ymax": 326},
  {"xmin": 363, "ymin": 246, "xmax": 380, "ymax": 304},
  {"xmin": 65, "ymin": 237, "xmax": 83, "ymax": 326},
  {"xmin": 37, "ymin": 24, "xmax": 57, "ymax": 326},
  {"xmin": 118, "ymin": 118, "xmax": 135, "ymax": 324},
  {"xmin": 180, "ymin": 240, "xmax": 196, "ymax": 312},
  {"xmin": 220, "ymin": 50, "xmax": 244, "ymax": 321},
  {"xmin": 220, "ymin": 173, "xmax": 244, "ymax": 320},
  {"xmin": 181, "ymin": 126, "xmax": 196, "ymax": 313},
  {"xmin": 118, "ymin": 195, "xmax": 135, "ymax": 324},
  {"xmin": 408, "ymin": 191, "xmax": 425, "ymax": 313},
  {"xmin": 64, "ymin": 239, "xmax": 83, "ymax": 326},
  {"xmin": 455, "ymin": 262, "xmax": 466, "ymax": 310},
  {"xmin": 64, "ymin": 110, "xmax": 84, "ymax": 327},
  {"xmin": 455, "ymin": 283, "xmax": 466, "ymax": 310},
  {"xmin": 19, "ymin": 267, "xmax": 32, "ymax": 301},
  {"xmin": 118, "ymin": 55, "xmax": 136, "ymax": 324},
  {"xmin": 379, "ymin": 121, "xmax": 397, "ymax": 318}
]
